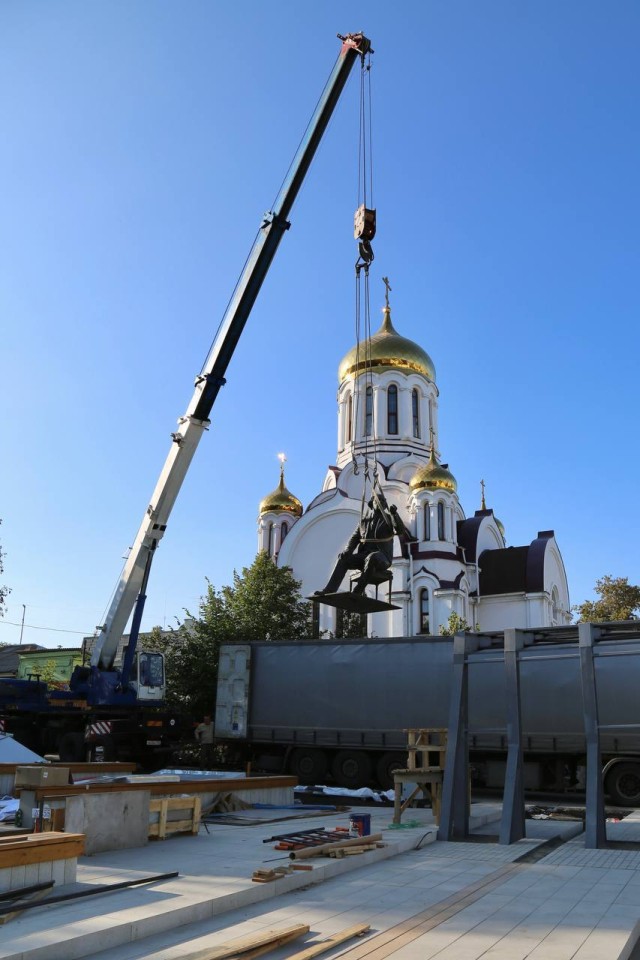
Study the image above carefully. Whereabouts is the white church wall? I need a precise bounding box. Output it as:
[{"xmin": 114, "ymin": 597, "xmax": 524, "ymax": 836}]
[
  {"xmin": 475, "ymin": 517, "xmax": 504, "ymax": 555},
  {"xmin": 277, "ymin": 505, "xmax": 361, "ymax": 598},
  {"xmin": 475, "ymin": 594, "xmax": 530, "ymax": 631},
  {"xmin": 542, "ymin": 537, "xmax": 571, "ymax": 623}
]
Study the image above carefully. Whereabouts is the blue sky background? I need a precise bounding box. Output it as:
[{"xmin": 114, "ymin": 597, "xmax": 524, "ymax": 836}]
[{"xmin": 1, "ymin": 1, "xmax": 638, "ymax": 648}]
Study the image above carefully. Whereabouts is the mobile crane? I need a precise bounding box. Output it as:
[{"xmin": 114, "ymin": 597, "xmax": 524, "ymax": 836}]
[{"xmin": 0, "ymin": 32, "xmax": 372, "ymax": 765}]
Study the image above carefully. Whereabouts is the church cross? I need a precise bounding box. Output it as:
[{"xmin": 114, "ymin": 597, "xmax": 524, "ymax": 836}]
[
  {"xmin": 382, "ymin": 276, "xmax": 392, "ymax": 309},
  {"xmin": 480, "ymin": 478, "xmax": 486, "ymax": 510}
]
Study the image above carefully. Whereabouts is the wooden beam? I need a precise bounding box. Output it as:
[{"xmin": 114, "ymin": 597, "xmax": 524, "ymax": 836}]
[
  {"xmin": 172, "ymin": 923, "xmax": 310, "ymax": 960},
  {"xmin": 282, "ymin": 923, "xmax": 371, "ymax": 959}
]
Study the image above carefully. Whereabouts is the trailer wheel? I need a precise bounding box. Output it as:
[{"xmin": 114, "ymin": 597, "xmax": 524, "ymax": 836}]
[
  {"xmin": 288, "ymin": 748, "xmax": 328, "ymax": 784},
  {"xmin": 58, "ymin": 732, "xmax": 86, "ymax": 762},
  {"xmin": 376, "ymin": 752, "xmax": 405, "ymax": 791},
  {"xmin": 332, "ymin": 750, "xmax": 372, "ymax": 789},
  {"xmin": 606, "ymin": 762, "xmax": 640, "ymax": 806}
]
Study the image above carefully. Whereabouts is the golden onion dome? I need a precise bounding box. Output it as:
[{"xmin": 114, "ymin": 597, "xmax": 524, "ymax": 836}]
[
  {"xmin": 495, "ymin": 516, "xmax": 505, "ymax": 538},
  {"xmin": 409, "ymin": 447, "xmax": 458, "ymax": 494},
  {"xmin": 259, "ymin": 466, "xmax": 303, "ymax": 517},
  {"xmin": 338, "ymin": 307, "xmax": 436, "ymax": 383}
]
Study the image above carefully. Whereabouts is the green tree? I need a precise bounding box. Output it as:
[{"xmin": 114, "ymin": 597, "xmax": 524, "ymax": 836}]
[
  {"xmin": 145, "ymin": 553, "xmax": 312, "ymax": 719},
  {"xmin": 0, "ymin": 520, "xmax": 10, "ymax": 617},
  {"xmin": 143, "ymin": 584, "xmax": 229, "ymax": 720},
  {"xmin": 573, "ymin": 575, "xmax": 640, "ymax": 623},
  {"xmin": 335, "ymin": 609, "xmax": 367, "ymax": 639},
  {"xmin": 222, "ymin": 551, "xmax": 312, "ymax": 643},
  {"xmin": 439, "ymin": 612, "xmax": 474, "ymax": 636}
]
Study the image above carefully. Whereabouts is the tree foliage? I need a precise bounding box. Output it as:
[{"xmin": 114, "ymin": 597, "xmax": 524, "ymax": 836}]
[
  {"xmin": 221, "ymin": 551, "xmax": 312, "ymax": 643},
  {"xmin": 439, "ymin": 612, "xmax": 474, "ymax": 636},
  {"xmin": 0, "ymin": 520, "xmax": 10, "ymax": 618},
  {"xmin": 573, "ymin": 575, "xmax": 640, "ymax": 623},
  {"xmin": 145, "ymin": 552, "xmax": 311, "ymax": 719}
]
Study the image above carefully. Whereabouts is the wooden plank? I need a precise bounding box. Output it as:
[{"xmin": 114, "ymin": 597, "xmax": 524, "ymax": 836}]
[
  {"xmin": 283, "ymin": 923, "xmax": 370, "ymax": 959},
  {"xmin": 0, "ymin": 836, "xmax": 84, "ymax": 869},
  {"xmin": 231, "ymin": 926, "xmax": 308, "ymax": 959},
  {"xmin": 0, "ymin": 885, "xmax": 53, "ymax": 926},
  {"xmin": 19, "ymin": 775, "xmax": 297, "ymax": 800},
  {"xmin": 290, "ymin": 834, "xmax": 383, "ymax": 860},
  {"xmin": 158, "ymin": 799, "xmax": 168, "ymax": 839},
  {"xmin": 170, "ymin": 923, "xmax": 310, "ymax": 960},
  {"xmin": 150, "ymin": 795, "xmax": 201, "ymax": 839},
  {"xmin": 163, "ymin": 797, "xmax": 197, "ymax": 810},
  {"xmin": 192, "ymin": 796, "xmax": 201, "ymax": 834}
]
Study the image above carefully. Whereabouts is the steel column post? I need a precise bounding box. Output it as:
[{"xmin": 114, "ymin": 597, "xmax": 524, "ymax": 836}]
[
  {"xmin": 579, "ymin": 622, "xmax": 606, "ymax": 849},
  {"xmin": 438, "ymin": 632, "xmax": 477, "ymax": 841},
  {"xmin": 499, "ymin": 628, "xmax": 526, "ymax": 844}
]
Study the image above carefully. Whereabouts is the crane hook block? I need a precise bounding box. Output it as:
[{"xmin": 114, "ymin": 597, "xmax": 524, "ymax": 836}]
[{"xmin": 354, "ymin": 204, "xmax": 376, "ymax": 242}]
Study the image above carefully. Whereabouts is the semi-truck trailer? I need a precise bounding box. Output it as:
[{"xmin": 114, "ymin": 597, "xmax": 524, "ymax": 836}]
[{"xmin": 213, "ymin": 621, "xmax": 640, "ymax": 805}]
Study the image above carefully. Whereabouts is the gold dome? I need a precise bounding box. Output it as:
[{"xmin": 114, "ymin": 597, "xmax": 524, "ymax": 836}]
[
  {"xmin": 338, "ymin": 307, "xmax": 436, "ymax": 383},
  {"xmin": 259, "ymin": 466, "xmax": 303, "ymax": 517},
  {"xmin": 409, "ymin": 447, "xmax": 458, "ymax": 494},
  {"xmin": 495, "ymin": 516, "xmax": 505, "ymax": 538}
]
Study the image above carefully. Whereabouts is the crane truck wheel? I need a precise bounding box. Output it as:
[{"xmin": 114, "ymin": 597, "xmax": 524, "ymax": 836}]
[
  {"xmin": 288, "ymin": 748, "xmax": 328, "ymax": 784},
  {"xmin": 605, "ymin": 762, "xmax": 640, "ymax": 806},
  {"xmin": 331, "ymin": 750, "xmax": 372, "ymax": 790},
  {"xmin": 58, "ymin": 732, "xmax": 86, "ymax": 763}
]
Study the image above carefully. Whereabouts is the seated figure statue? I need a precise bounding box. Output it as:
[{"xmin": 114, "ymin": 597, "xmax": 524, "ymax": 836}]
[{"xmin": 316, "ymin": 495, "xmax": 414, "ymax": 597}]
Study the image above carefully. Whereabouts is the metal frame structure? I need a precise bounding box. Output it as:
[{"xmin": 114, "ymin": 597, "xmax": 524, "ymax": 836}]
[{"xmin": 438, "ymin": 621, "xmax": 640, "ymax": 848}]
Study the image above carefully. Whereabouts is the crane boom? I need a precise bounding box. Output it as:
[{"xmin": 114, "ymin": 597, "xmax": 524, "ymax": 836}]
[{"xmin": 92, "ymin": 32, "xmax": 372, "ymax": 672}]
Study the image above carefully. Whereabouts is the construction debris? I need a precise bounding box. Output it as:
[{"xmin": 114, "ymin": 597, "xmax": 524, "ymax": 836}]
[
  {"xmin": 328, "ymin": 843, "xmax": 381, "ymax": 858},
  {"xmin": 0, "ymin": 881, "xmax": 54, "ymax": 926},
  {"xmin": 0, "ymin": 871, "xmax": 179, "ymax": 918},
  {"xmin": 277, "ymin": 922, "xmax": 370, "ymax": 959},
  {"xmin": 290, "ymin": 833, "xmax": 383, "ymax": 860},
  {"xmin": 172, "ymin": 923, "xmax": 310, "ymax": 960},
  {"xmin": 268, "ymin": 827, "xmax": 351, "ymax": 850}
]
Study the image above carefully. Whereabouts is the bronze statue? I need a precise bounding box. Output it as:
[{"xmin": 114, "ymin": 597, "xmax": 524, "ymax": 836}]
[{"xmin": 316, "ymin": 493, "xmax": 415, "ymax": 597}]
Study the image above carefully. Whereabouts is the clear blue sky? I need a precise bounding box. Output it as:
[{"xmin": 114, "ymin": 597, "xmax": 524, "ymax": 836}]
[{"xmin": 1, "ymin": 1, "xmax": 638, "ymax": 648}]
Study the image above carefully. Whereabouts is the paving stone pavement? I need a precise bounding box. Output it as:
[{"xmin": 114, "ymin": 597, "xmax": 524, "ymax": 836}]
[{"xmin": 3, "ymin": 804, "xmax": 640, "ymax": 960}]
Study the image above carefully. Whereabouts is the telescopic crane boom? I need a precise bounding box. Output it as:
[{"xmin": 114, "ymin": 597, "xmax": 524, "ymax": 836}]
[{"xmin": 90, "ymin": 32, "xmax": 372, "ymax": 680}]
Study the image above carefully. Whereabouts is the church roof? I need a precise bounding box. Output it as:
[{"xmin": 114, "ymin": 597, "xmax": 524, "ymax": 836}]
[
  {"xmin": 259, "ymin": 466, "xmax": 303, "ymax": 517},
  {"xmin": 477, "ymin": 531, "xmax": 555, "ymax": 596},
  {"xmin": 409, "ymin": 447, "xmax": 457, "ymax": 494},
  {"xmin": 338, "ymin": 307, "xmax": 436, "ymax": 383}
]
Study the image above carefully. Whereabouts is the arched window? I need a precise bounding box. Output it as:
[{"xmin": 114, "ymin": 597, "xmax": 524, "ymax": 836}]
[
  {"xmin": 280, "ymin": 522, "xmax": 288, "ymax": 545},
  {"xmin": 420, "ymin": 589, "xmax": 430, "ymax": 634},
  {"xmin": 551, "ymin": 586, "xmax": 560, "ymax": 625},
  {"xmin": 423, "ymin": 504, "xmax": 431, "ymax": 540},
  {"xmin": 437, "ymin": 502, "xmax": 445, "ymax": 540},
  {"xmin": 346, "ymin": 393, "xmax": 353, "ymax": 443},
  {"xmin": 364, "ymin": 385, "xmax": 373, "ymax": 436},
  {"xmin": 387, "ymin": 384, "xmax": 398, "ymax": 434},
  {"xmin": 267, "ymin": 522, "xmax": 274, "ymax": 556},
  {"xmin": 412, "ymin": 388, "xmax": 420, "ymax": 438}
]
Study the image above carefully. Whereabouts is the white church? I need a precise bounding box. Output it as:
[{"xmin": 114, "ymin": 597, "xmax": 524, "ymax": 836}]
[{"xmin": 257, "ymin": 291, "xmax": 571, "ymax": 638}]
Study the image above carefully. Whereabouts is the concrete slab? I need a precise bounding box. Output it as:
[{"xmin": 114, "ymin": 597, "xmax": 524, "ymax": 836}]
[{"xmin": 3, "ymin": 802, "xmax": 640, "ymax": 960}]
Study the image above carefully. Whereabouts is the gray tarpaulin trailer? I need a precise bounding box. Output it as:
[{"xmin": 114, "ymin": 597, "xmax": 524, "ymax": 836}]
[{"xmin": 214, "ymin": 622, "xmax": 640, "ymax": 804}]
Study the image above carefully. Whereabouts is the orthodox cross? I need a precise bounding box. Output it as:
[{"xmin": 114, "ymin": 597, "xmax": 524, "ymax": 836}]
[
  {"xmin": 382, "ymin": 276, "xmax": 392, "ymax": 308},
  {"xmin": 480, "ymin": 478, "xmax": 486, "ymax": 510},
  {"xmin": 429, "ymin": 425, "xmax": 436, "ymax": 454}
]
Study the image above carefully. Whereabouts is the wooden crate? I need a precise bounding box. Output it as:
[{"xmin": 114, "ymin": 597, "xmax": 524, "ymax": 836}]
[{"xmin": 148, "ymin": 796, "xmax": 201, "ymax": 840}]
